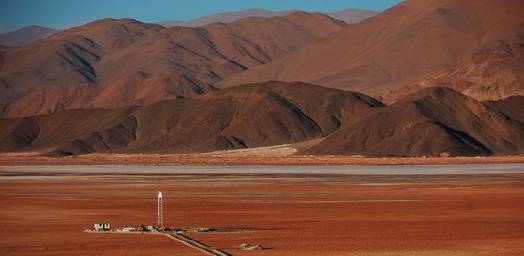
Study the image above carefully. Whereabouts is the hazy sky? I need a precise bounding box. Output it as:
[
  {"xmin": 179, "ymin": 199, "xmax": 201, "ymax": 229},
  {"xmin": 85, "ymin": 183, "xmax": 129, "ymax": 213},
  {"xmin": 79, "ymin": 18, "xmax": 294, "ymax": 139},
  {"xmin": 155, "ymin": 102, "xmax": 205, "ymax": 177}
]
[{"xmin": 1, "ymin": 0, "xmax": 402, "ymax": 33}]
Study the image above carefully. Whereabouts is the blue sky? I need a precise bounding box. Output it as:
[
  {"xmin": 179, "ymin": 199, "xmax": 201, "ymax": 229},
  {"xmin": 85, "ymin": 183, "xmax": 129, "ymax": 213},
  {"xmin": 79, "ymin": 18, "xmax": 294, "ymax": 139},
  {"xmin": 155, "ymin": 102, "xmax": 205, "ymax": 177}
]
[{"xmin": 1, "ymin": 0, "xmax": 402, "ymax": 33}]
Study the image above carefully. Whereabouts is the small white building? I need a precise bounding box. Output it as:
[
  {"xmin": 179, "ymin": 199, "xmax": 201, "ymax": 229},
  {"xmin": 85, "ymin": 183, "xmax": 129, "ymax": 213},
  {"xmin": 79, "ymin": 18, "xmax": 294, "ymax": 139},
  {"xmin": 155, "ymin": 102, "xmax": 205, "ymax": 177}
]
[
  {"xmin": 122, "ymin": 226, "xmax": 136, "ymax": 232},
  {"xmin": 93, "ymin": 223, "xmax": 110, "ymax": 231},
  {"xmin": 146, "ymin": 225, "xmax": 158, "ymax": 231}
]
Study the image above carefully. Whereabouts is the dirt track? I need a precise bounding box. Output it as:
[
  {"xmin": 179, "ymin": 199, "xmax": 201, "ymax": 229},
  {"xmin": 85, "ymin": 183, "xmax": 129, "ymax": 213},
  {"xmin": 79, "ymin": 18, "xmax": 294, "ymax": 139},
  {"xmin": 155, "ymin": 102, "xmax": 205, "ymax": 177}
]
[{"xmin": 166, "ymin": 233, "xmax": 231, "ymax": 256}]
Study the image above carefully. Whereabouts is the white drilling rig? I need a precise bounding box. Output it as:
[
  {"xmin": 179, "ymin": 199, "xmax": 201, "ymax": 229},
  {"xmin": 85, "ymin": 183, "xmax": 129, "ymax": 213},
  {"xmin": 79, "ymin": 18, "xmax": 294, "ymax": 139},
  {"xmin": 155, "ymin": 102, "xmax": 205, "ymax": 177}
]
[{"xmin": 157, "ymin": 191, "xmax": 163, "ymax": 229}]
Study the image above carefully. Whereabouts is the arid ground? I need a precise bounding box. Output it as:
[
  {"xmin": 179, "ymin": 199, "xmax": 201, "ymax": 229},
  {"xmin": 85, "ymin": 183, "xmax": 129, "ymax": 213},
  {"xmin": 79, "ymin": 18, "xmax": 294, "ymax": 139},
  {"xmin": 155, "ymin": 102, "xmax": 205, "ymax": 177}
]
[{"xmin": 1, "ymin": 165, "xmax": 524, "ymax": 255}]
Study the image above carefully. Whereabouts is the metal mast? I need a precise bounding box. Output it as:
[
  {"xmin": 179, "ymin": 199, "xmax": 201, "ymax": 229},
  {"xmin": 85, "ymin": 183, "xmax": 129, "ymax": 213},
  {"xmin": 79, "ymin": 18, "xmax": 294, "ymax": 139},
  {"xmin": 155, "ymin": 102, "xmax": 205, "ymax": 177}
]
[{"xmin": 157, "ymin": 191, "xmax": 163, "ymax": 228}]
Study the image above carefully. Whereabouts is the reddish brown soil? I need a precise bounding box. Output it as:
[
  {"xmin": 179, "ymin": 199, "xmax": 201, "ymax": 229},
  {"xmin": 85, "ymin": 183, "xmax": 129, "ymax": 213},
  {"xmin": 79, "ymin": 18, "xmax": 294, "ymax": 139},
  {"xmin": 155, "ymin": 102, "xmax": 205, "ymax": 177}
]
[{"xmin": 1, "ymin": 169, "xmax": 524, "ymax": 255}]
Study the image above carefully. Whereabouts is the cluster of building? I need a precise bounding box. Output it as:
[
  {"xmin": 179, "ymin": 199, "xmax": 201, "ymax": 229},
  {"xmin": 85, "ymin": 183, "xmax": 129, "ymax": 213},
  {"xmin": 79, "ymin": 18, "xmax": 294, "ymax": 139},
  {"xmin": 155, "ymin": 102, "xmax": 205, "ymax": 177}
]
[
  {"xmin": 92, "ymin": 223, "xmax": 165, "ymax": 232},
  {"xmin": 92, "ymin": 191, "xmax": 166, "ymax": 233}
]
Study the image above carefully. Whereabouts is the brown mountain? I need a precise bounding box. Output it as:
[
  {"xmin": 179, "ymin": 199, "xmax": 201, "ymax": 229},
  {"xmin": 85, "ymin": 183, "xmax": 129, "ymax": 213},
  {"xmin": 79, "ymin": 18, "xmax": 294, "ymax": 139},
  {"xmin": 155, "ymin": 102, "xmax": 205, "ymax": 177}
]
[
  {"xmin": 484, "ymin": 96, "xmax": 524, "ymax": 125},
  {"xmin": 378, "ymin": 41, "xmax": 524, "ymax": 103},
  {"xmin": 307, "ymin": 87, "xmax": 524, "ymax": 157},
  {"xmin": 0, "ymin": 19, "xmax": 163, "ymax": 100},
  {"xmin": 3, "ymin": 83, "xmax": 523, "ymax": 157},
  {"xmin": 0, "ymin": 75, "xmax": 215, "ymax": 118},
  {"xmin": 220, "ymin": 0, "xmax": 524, "ymax": 100},
  {"xmin": 0, "ymin": 12, "xmax": 345, "ymax": 106},
  {"xmin": 0, "ymin": 82, "xmax": 383, "ymax": 155},
  {"xmin": 0, "ymin": 47, "xmax": 15, "ymax": 107}
]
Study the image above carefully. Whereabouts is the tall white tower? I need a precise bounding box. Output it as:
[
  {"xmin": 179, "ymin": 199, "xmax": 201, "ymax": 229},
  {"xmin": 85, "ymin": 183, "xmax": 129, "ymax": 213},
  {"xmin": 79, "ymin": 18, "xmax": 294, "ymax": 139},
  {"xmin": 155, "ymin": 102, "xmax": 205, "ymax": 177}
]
[{"xmin": 157, "ymin": 191, "xmax": 163, "ymax": 228}]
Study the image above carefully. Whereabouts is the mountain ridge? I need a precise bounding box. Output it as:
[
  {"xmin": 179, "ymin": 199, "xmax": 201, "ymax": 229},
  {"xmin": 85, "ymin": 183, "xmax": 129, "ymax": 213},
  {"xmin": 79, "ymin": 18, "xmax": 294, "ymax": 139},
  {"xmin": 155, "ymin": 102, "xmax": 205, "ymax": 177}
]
[
  {"xmin": 0, "ymin": 81, "xmax": 384, "ymax": 155},
  {"xmin": 0, "ymin": 12, "xmax": 345, "ymax": 107},
  {"xmin": 2, "ymin": 84, "xmax": 524, "ymax": 157},
  {"xmin": 307, "ymin": 87, "xmax": 524, "ymax": 156},
  {"xmin": 158, "ymin": 8, "xmax": 377, "ymax": 27},
  {"xmin": 219, "ymin": 0, "xmax": 524, "ymax": 102}
]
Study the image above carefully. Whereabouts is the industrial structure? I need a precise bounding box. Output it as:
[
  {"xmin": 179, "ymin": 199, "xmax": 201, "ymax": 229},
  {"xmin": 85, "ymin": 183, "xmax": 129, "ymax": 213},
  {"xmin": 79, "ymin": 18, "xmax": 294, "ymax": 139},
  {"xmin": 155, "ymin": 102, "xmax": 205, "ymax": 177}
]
[
  {"xmin": 91, "ymin": 192, "xmax": 165, "ymax": 232},
  {"xmin": 87, "ymin": 191, "xmax": 249, "ymax": 255},
  {"xmin": 157, "ymin": 191, "xmax": 163, "ymax": 229}
]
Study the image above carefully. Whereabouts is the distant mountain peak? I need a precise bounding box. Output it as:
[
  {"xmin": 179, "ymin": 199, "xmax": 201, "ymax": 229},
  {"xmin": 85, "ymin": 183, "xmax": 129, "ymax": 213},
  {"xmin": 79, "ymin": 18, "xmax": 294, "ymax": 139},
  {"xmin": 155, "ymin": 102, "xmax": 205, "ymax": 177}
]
[
  {"xmin": 0, "ymin": 25, "xmax": 59, "ymax": 47},
  {"xmin": 157, "ymin": 8, "xmax": 377, "ymax": 28}
]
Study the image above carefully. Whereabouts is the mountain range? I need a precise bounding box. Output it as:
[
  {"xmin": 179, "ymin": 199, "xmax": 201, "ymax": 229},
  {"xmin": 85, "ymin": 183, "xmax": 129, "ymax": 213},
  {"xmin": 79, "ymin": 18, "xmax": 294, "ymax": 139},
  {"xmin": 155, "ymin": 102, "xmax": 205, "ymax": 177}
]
[
  {"xmin": 2, "ymin": 81, "xmax": 523, "ymax": 157},
  {"xmin": 1, "ymin": 0, "xmax": 523, "ymax": 157},
  {"xmin": 0, "ymin": 8, "xmax": 376, "ymax": 48},
  {"xmin": 220, "ymin": 0, "xmax": 524, "ymax": 102},
  {"xmin": 158, "ymin": 8, "xmax": 377, "ymax": 27},
  {"xmin": 0, "ymin": 12, "xmax": 345, "ymax": 111}
]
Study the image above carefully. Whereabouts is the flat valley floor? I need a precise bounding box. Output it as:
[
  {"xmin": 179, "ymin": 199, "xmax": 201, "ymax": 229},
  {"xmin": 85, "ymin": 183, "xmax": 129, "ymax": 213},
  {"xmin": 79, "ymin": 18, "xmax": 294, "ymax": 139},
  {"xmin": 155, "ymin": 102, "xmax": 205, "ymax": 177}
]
[{"xmin": 1, "ymin": 165, "xmax": 524, "ymax": 255}]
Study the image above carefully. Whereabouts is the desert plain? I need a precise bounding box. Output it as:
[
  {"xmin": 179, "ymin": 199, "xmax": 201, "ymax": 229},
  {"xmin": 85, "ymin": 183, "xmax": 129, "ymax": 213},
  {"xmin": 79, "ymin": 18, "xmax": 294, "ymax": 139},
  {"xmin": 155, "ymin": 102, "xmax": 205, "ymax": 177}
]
[{"xmin": 1, "ymin": 164, "xmax": 524, "ymax": 256}]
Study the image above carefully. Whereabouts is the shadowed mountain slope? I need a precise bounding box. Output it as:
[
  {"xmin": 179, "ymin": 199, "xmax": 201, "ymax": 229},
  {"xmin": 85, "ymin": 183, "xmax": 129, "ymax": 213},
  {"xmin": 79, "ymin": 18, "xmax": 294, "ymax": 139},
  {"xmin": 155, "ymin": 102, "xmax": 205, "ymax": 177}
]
[
  {"xmin": 484, "ymin": 96, "xmax": 524, "ymax": 125},
  {"xmin": 307, "ymin": 87, "xmax": 524, "ymax": 157},
  {"xmin": 0, "ymin": 82, "xmax": 383, "ymax": 155},
  {"xmin": 2, "ymin": 84, "xmax": 523, "ymax": 157}
]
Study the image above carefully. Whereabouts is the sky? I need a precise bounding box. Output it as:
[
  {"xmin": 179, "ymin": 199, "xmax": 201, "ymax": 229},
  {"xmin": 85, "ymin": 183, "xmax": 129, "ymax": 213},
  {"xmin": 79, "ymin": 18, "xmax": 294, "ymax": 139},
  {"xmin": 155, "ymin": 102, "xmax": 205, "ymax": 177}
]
[{"xmin": 0, "ymin": 0, "xmax": 402, "ymax": 33}]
